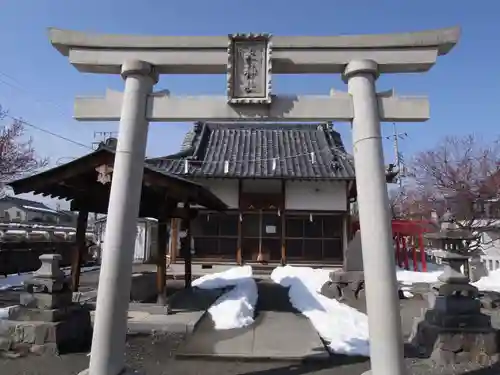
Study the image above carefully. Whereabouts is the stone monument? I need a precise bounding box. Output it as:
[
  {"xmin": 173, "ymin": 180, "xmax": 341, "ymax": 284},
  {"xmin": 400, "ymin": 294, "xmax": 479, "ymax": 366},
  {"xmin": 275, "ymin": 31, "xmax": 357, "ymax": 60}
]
[
  {"xmin": 409, "ymin": 212, "xmax": 499, "ymax": 364},
  {"xmin": 320, "ymin": 230, "xmax": 406, "ymax": 312},
  {"xmin": 320, "ymin": 231, "xmax": 366, "ymax": 308},
  {"xmin": 0, "ymin": 254, "xmax": 92, "ymax": 356}
]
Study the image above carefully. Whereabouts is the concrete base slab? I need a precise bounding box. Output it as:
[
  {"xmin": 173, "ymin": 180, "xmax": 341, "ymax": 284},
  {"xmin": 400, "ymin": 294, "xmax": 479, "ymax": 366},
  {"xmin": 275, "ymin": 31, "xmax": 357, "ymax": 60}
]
[
  {"xmin": 89, "ymin": 309, "xmax": 206, "ymax": 334},
  {"xmin": 167, "ymin": 288, "xmax": 226, "ymax": 313},
  {"xmin": 128, "ymin": 303, "xmax": 170, "ymax": 315},
  {"xmin": 127, "ymin": 311, "xmax": 205, "ymax": 334},
  {"xmin": 177, "ymin": 311, "xmax": 330, "ymax": 361},
  {"xmin": 78, "ymin": 367, "xmax": 143, "ymax": 375},
  {"xmin": 252, "ymin": 312, "xmax": 329, "ymax": 360}
]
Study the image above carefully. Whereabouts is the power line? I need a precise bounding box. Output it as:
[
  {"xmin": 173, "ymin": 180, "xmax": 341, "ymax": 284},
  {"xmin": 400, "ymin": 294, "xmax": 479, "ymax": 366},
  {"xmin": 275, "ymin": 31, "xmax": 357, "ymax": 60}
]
[
  {"xmin": 2, "ymin": 91, "xmax": 497, "ymax": 172},
  {"xmin": 0, "ymin": 70, "xmax": 94, "ymax": 152},
  {"xmin": 0, "ymin": 72, "xmax": 120, "ymax": 157},
  {"xmin": 0, "ymin": 69, "xmax": 355, "ymax": 165},
  {"xmin": 2, "ymin": 109, "xmax": 353, "ymax": 166},
  {"xmin": 3, "ymin": 113, "xmax": 92, "ymax": 151},
  {"xmin": 0, "ymin": 72, "xmax": 70, "ymax": 116},
  {"xmin": 92, "ymin": 131, "xmax": 118, "ymax": 150}
]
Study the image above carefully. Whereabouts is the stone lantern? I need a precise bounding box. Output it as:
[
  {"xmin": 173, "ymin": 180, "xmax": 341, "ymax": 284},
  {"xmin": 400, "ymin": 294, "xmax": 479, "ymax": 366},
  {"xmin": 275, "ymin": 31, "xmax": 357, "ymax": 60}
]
[
  {"xmin": 409, "ymin": 210, "xmax": 499, "ymax": 364},
  {"xmin": 425, "ymin": 210, "xmax": 476, "ymax": 282}
]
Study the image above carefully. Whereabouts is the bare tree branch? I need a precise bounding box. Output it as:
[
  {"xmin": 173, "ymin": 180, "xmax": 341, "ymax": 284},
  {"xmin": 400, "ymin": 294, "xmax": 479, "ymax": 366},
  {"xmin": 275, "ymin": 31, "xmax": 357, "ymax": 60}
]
[
  {"xmin": 0, "ymin": 107, "xmax": 48, "ymax": 187},
  {"xmin": 404, "ymin": 134, "xmax": 500, "ymax": 250}
]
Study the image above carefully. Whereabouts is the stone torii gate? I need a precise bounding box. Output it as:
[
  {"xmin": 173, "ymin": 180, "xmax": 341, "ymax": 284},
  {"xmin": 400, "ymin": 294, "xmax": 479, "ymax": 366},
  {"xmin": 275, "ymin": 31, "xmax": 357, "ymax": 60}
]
[{"xmin": 49, "ymin": 27, "xmax": 460, "ymax": 375}]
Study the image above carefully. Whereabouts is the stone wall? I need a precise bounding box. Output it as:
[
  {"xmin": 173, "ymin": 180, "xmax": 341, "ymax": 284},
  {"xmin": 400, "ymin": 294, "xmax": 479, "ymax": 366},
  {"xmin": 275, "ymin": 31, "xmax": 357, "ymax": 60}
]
[{"xmin": 0, "ymin": 243, "xmax": 91, "ymax": 275}]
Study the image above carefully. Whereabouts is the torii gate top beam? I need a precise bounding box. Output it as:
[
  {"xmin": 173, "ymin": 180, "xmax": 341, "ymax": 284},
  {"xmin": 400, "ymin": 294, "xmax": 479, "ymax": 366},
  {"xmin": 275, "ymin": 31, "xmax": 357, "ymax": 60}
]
[{"xmin": 49, "ymin": 27, "xmax": 460, "ymax": 75}]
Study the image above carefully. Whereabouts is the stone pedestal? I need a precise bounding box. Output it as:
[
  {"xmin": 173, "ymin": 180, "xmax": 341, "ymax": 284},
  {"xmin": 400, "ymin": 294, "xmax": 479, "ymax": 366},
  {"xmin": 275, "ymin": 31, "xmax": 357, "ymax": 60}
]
[
  {"xmin": 320, "ymin": 270, "xmax": 406, "ymax": 312},
  {"xmin": 322, "ymin": 271, "xmax": 365, "ymax": 300},
  {"xmin": 320, "ymin": 232, "xmax": 405, "ymax": 311},
  {"xmin": 0, "ymin": 254, "xmax": 92, "ymax": 356}
]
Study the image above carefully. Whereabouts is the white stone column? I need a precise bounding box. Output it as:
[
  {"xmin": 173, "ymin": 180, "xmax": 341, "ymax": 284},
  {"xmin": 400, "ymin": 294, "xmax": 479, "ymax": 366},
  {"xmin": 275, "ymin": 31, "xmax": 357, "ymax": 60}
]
[
  {"xmin": 88, "ymin": 60, "xmax": 158, "ymax": 375},
  {"xmin": 343, "ymin": 60, "xmax": 405, "ymax": 375}
]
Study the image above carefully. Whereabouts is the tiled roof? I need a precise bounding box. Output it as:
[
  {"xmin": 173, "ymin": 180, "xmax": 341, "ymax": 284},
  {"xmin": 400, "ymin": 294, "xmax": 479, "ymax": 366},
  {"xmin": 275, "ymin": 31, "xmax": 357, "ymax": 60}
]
[
  {"xmin": 0, "ymin": 196, "xmax": 53, "ymax": 210},
  {"xmin": 147, "ymin": 122, "xmax": 355, "ymax": 180}
]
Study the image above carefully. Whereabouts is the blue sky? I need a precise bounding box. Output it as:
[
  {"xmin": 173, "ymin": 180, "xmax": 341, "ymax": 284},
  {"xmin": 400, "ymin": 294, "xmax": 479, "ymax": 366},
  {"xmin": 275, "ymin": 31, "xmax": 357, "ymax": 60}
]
[{"xmin": 0, "ymin": 0, "xmax": 498, "ymax": 205}]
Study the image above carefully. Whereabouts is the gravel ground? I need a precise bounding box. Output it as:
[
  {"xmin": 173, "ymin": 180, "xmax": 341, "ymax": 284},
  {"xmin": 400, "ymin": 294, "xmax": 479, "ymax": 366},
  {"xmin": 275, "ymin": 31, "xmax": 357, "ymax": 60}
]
[
  {"xmin": 1, "ymin": 332, "xmax": 500, "ymax": 375},
  {"xmin": 2, "ymin": 277, "xmax": 500, "ymax": 374}
]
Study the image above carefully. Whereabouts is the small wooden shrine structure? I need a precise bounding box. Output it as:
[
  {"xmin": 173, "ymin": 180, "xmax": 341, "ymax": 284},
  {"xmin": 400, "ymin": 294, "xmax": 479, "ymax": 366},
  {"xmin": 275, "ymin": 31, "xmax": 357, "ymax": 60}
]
[{"xmin": 8, "ymin": 142, "xmax": 227, "ymax": 303}]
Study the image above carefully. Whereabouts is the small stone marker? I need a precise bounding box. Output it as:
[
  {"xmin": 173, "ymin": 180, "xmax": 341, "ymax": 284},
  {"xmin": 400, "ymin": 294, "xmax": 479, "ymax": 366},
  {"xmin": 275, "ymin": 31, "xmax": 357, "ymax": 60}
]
[
  {"xmin": 319, "ymin": 231, "xmax": 366, "ymax": 310},
  {"xmin": 320, "ymin": 230, "xmax": 406, "ymax": 311},
  {"xmin": 343, "ymin": 230, "xmax": 364, "ymax": 272}
]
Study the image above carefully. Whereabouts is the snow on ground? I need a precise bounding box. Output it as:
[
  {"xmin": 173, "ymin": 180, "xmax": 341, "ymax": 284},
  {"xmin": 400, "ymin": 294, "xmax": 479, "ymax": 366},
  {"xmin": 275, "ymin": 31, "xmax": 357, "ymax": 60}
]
[
  {"xmin": 192, "ymin": 265, "xmax": 258, "ymax": 330},
  {"xmin": 0, "ymin": 273, "xmax": 33, "ymax": 291},
  {"xmin": 271, "ymin": 266, "xmax": 370, "ymax": 357},
  {"xmin": 270, "ymin": 263, "xmax": 500, "ymax": 357},
  {"xmin": 396, "ymin": 267, "xmax": 442, "ymax": 286},
  {"xmin": 396, "ymin": 263, "xmax": 500, "ymax": 293}
]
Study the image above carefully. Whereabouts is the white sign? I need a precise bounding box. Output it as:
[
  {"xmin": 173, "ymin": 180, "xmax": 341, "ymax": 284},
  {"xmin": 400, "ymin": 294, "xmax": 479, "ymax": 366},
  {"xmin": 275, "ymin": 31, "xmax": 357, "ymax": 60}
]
[{"xmin": 265, "ymin": 225, "xmax": 277, "ymax": 234}]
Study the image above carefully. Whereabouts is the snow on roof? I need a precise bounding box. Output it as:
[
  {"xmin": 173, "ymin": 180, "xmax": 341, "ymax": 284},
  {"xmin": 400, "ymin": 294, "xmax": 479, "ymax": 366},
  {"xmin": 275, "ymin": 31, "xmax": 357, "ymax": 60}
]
[{"xmin": 21, "ymin": 205, "xmax": 59, "ymax": 215}]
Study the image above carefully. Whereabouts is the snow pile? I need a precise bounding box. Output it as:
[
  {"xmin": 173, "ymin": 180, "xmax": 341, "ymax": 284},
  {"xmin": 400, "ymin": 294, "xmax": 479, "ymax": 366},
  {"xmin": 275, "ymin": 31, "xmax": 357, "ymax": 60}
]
[
  {"xmin": 0, "ymin": 305, "xmax": 17, "ymax": 320},
  {"xmin": 396, "ymin": 268, "xmax": 442, "ymax": 285},
  {"xmin": 396, "ymin": 264, "xmax": 442, "ymax": 298},
  {"xmin": 271, "ymin": 266, "xmax": 370, "ymax": 356},
  {"xmin": 473, "ymin": 270, "xmax": 500, "ymax": 292},
  {"xmin": 192, "ymin": 265, "xmax": 258, "ymax": 330},
  {"xmin": 396, "ymin": 264, "xmax": 500, "ymax": 293}
]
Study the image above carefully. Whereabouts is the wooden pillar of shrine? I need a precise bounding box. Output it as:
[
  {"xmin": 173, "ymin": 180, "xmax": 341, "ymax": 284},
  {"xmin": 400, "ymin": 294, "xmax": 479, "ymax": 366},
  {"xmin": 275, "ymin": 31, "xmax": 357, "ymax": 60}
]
[
  {"xmin": 156, "ymin": 206, "xmax": 170, "ymax": 305},
  {"xmin": 71, "ymin": 210, "xmax": 89, "ymax": 292},
  {"xmin": 236, "ymin": 179, "xmax": 243, "ymax": 265},
  {"xmin": 280, "ymin": 180, "xmax": 286, "ymax": 265},
  {"xmin": 169, "ymin": 218, "xmax": 178, "ymax": 263},
  {"xmin": 236, "ymin": 217, "xmax": 243, "ymax": 265},
  {"xmin": 181, "ymin": 203, "xmax": 192, "ymax": 288}
]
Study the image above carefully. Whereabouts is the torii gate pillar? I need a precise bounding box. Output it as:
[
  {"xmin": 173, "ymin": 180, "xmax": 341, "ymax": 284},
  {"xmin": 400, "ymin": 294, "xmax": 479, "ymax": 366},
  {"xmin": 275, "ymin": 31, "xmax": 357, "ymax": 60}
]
[{"xmin": 344, "ymin": 59, "xmax": 405, "ymax": 374}]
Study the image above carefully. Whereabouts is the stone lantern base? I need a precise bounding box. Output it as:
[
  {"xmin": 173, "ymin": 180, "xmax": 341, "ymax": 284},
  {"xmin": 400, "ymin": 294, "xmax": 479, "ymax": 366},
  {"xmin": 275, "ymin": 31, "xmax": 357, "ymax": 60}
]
[
  {"xmin": 0, "ymin": 255, "xmax": 92, "ymax": 356},
  {"xmin": 409, "ymin": 283, "xmax": 500, "ymax": 364},
  {"xmin": 411, "ymin": 319, "xmax": 498, "ymax": 365}
]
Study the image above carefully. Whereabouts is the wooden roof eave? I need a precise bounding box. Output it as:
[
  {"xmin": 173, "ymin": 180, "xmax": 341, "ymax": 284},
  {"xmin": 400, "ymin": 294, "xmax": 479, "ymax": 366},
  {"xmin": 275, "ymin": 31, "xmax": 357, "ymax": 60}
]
[
  {"xmin": 8, "ymin": 147, "xmax": 228, "ymax": 212},
  {"xmin": 8, "ymin": 148, "xmax": 112, "ymax": 196},
  {"xmin": 143, "ymin": 168, "xmax": 227, "ymax": 211}
]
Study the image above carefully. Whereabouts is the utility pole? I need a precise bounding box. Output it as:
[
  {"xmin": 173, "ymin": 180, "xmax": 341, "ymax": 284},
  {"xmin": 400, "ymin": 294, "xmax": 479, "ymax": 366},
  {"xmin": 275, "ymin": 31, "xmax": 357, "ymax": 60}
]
[
  {"xmin": 92, "ymin": 131, "xmax": 118, "ymax": 150},
  {"xmin": 390, "ymin": 123, "xmax": 407, "ymax": 189}
]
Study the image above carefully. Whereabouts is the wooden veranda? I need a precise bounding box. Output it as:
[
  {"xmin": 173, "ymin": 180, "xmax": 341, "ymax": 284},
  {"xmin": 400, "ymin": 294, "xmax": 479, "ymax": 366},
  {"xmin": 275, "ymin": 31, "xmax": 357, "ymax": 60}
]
[{"xmin": 8, "ymin": 143, "xmax": 227, "ymax": 304}]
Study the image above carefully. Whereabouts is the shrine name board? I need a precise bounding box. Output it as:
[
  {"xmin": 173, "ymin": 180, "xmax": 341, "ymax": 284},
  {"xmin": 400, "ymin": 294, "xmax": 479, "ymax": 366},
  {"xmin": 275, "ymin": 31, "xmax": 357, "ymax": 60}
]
[{"xmin": 227, "ymin": 33, "xmax": 272, "ymax": 105}]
